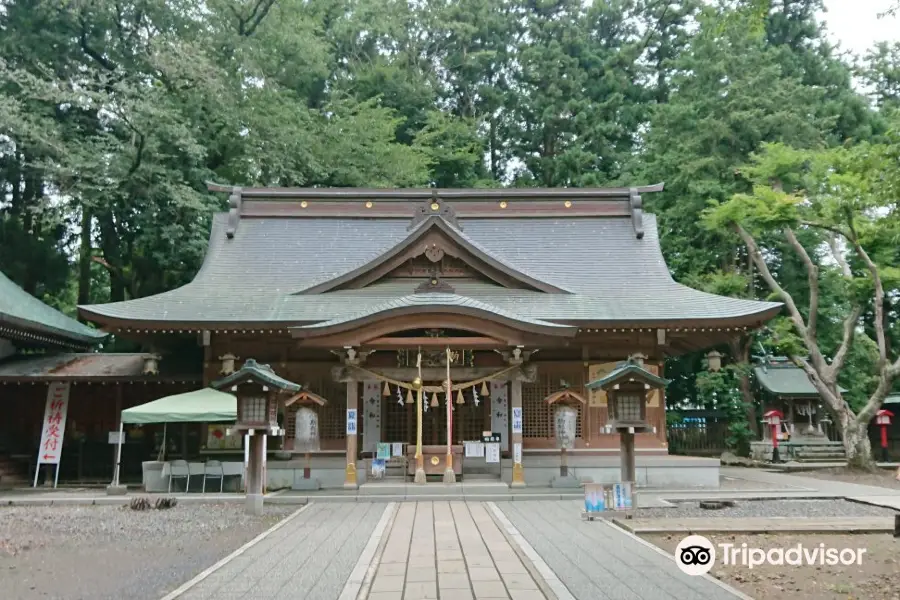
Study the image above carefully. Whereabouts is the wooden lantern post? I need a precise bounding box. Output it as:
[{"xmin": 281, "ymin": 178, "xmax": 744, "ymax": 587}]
[
  {"xmin": 544, "ymin": 387, "xmax": 588, "ymax": 487},
  {"xmin": 212, "ymin": 359, "xmax": 300, "ymax": 514},
  {"xmin": 285, "ymin": 390, "xmax": 328, "ymax": 489},
  {"xmin": 586, "ymin": 355, "xmax": 669, "ymax": 495}
]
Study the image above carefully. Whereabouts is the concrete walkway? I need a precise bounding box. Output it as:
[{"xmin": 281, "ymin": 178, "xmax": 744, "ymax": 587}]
[
  {"xmin": 496, "ymin": 501, "xmax": 739, "ymax": 600},
  {"xmin": 157, "ymin": 500, "xmax": 747, "ymax": 600},
  {"xmin": 169, "ymin": 503, "xmax": 386, "ymax": 600}
]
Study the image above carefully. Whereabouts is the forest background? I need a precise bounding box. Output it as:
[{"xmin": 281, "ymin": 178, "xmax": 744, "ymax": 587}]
[{"xmin": 2, "ymin": 0, "xmax": 899, "ymax": 460}]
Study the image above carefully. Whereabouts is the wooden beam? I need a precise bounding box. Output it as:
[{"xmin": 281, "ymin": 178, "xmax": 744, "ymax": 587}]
[{"xmin": 362, "ymin": 336, "xmax": 506, "ymax": 348}]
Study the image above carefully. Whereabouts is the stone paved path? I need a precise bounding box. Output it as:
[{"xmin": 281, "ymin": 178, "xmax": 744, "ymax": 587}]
[
  {"xmin": 367, "ymin": 501, "xmax": 545, "ymax": 600},
  {"xmin": 175, "ymin": 502, "xmax": 385, "ymax": 600},
  {"xmin": 495, "ymin": 501, "xmax": 738, "ymax": 600},
  {"xmin": 165, "ymin": 501, "xmax": 747, "ymax": 600}
]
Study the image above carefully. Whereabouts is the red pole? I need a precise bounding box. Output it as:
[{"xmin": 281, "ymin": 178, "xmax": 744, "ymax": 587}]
[
  {"xmin": 881, "ymin": 425, "xmax": 888, "ymax": 449},
  {"xmin": 771, "ymin": 424, "xmax": 779, "ymax": 449}
]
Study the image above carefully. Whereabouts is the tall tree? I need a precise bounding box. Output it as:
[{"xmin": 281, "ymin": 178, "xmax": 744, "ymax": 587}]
[{"xmin": 703, "ymin": 139, "xmax": 900, "ymax": 468}]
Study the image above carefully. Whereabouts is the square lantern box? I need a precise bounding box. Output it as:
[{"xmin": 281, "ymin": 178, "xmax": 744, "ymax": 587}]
[
  {"xmin": 606, "ymin": 384, "xmax": 653, "ymax": 433},
  {"xmin": 212, "ymin": 358, "xmax": 301, "ymax": 437},
  {"xmin": 231, "ymin": 386, "xmax": 283, "ymax": 436},
  {"xmin": 586, "ymin": 355, "xmax": 669, "ymax": 434}
]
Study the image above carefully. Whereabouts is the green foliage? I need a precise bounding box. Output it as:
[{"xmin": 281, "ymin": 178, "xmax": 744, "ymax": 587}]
[
  {"xmin": 695, "ymin": 365, "xmax": 754, "ymax": 456},
  {"xmin": 0, "ymin": 0, "xmax": 896, "ymax": 424}
]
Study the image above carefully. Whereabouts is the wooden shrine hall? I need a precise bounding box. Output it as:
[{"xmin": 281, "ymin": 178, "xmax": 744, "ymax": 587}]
[{"xmin": 77, "ymin": 185, "xmax": 782, "ymax": 489}]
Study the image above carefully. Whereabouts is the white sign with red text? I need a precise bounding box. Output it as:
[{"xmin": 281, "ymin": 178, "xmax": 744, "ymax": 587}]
[{"xmin": 36, "ymin": 382, "xmax": 70, "ymax": 465}]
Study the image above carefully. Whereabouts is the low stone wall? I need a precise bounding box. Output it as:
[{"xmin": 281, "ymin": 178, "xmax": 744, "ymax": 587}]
[
  {"xmin": 261, "ymin": 453, "xmax": 720, "ymax": 489},
  {"xmin": 511, "ymin": 454, "xmax": 719, "ymax": 488}
]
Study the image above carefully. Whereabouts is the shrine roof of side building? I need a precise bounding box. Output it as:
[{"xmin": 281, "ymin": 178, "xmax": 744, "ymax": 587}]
[
  {"xmin": 77, "ymin": 184, "xmax": 782, "ymax": 336},
  {"xmin": 1, "ymin": 269, "xmax": 106, "ymax": 350}
]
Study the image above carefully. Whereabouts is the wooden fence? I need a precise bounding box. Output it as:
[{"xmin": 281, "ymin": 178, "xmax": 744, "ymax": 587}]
[{"xmin": 666, "ymin": 411, "xmax": 729, "ymax": 456}]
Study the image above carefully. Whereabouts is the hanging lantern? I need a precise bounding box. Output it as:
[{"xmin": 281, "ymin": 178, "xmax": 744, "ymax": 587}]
[
  {"xmin": 406, "ymin": 388, "xmax": 414, "ymax": 404},
  {"xmin": 481, "ymin": 381, "xmax": 490, "ymax": 396},
  {"xmin": 456, "ymin": 389, "xmax": 465, "ymax": 404},
  {"xmin": 383, "ymin": 381, "xmax": 391, "ymax": 396},
  {"xmin": 430, "ymin": 393, "xmax": 439, "ymax": 408}
]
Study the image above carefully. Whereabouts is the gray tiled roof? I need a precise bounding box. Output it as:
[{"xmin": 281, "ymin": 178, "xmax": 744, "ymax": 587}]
[
  {"xmin": 299, "ymin": 215, "xmax": 569, "ymax": 293},
  {"xmin": 586, "ymin": 359, "xmax": 671, "ymax": 389},
  {"xmin": 79, "ymin": 211, "xmax": 782, "ymax": 325},
  {"xmin": 212, "ymin": 358, "xmax": 301, "ymax": 392},
  {"xmin": 754, "ymin": 363, "xmax": 846, "ymax": 397},
  {"xmin": 1, "ymin": 269, "xmax": 105, "ymax": 345}
]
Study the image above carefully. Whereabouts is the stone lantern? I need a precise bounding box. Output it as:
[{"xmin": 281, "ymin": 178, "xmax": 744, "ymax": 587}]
[
  {"xmin": 212, "ymin": 359, "xmax": 300, "ymax": 514},
  {"xmin": 586, "ymin": 355, "xmax": 669, "ymax": 489}
]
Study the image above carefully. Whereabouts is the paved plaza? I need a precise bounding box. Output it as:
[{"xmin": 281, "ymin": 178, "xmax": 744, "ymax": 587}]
[{"xmin": 160, "ymin": 500, "xmax": 742, "ymax": 600}]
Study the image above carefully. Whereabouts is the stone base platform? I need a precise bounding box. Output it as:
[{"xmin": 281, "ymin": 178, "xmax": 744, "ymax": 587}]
[
  {"xmin": 614, "ymin": 516, "xmax": 895, "ymax": 534},
  {"xmin": 263, "ymin": 453, "xmax": 720, "ymax": 490}
]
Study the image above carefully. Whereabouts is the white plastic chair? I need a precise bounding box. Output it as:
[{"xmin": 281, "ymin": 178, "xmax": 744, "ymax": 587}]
[
  {"xmin": 203, "ymin": 460, "xmax": 224, "ymax": 493},
  {"xmin": 168, "ymin": 459, "xmax": 190, "ymax": 492}
]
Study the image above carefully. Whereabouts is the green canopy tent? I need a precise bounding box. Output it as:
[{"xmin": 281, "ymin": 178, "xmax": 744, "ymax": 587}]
[
  {"xmin": 112, "ymin": 388, "xmax": 236, "ymax": 487},
  {"xmin": 121, "ymin": 388, "xmax": 236, "ymax": 424}
]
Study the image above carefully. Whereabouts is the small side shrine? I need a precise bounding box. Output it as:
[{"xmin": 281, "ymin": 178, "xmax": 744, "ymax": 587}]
[
  {"xmin": 586, "ymin": 355, "xmax": 669, "ymax": 489},
  {"xmin": 212, "ymin": 359, "xmax": 300, "ymax": 514},
  {"xmin": 544, "ymin": 386, "xmax": 587, "ymax": 488},
  {"xmin": 751, "ymin": 356, "xmax": 845, "ymax": 462}
]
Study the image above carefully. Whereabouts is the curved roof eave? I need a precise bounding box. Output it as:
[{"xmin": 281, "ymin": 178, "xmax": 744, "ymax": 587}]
[{"xmin": 290, "ymin": 293, "xmax": 579, "ymax": 338}]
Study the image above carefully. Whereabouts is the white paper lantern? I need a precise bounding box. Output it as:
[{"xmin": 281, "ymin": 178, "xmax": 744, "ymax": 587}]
[
  {"xmin": 554, "ymin": 405, "xmax": 578, "ymax": 450},
  {"xmin": 294, "ymin": 407, "xmax": 320, "ymax": 452}
]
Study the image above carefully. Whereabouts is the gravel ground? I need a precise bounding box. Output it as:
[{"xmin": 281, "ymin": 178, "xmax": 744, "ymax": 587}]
[
  {"xmin": 645, "ymin": 532, "xmax": 900, "ymax": 600},
  {"xmin": 0, "ymin": 503, "xmax": 295, "ymax": 600},
  {"xmin": 792, "ymin": 467, "xmax": 900, "ymax": 490},
  {"xmin": 635, "ymin": 498, "xmax": 899, "ymax": 519},
  {"xmin": 718, "ymin": 475, "xmax": 801, "ymax": 490}
]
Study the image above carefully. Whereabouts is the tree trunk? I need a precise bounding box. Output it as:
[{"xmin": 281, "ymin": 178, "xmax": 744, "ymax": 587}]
[
  {"xmin": 96, "ymin": 210, "xmax": 127, "ymax": 302},
  {"xmin": 841, "ymin": 415, "xmax": 875, "ymax": 471},
  {"xmin": 729, "ymin": 335, "xmax": 759, "ymax": 437},
  {"xmin": 77, "ymin": 206, "xmax": 93, "ymax": 310}
]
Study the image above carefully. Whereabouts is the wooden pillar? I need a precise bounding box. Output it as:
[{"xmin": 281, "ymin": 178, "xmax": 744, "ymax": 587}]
[
  {"xmin": 414, "ymin": 388, "xmax": 425, "ymax": 483},
  {"xmin": 344, "ymin": 379, "xmax": 358, "ymax": 489},
  {"xmin": 620, "ymin": 429, "xmax": 636, "ymax": 484},
  {"xmin": 246, "ymin": 433, "xmax": 265, "ymax": 514},
  {"xmin": 112, "ymin": 385, "xmax": 122, "ymax": 480},
  {"xmin": 443, "ymin": 353, "xmax": 456, "ymax": 483},
  {"xmin": 510, "ymin": 379, "xmax": 525, "ymax": 487}
]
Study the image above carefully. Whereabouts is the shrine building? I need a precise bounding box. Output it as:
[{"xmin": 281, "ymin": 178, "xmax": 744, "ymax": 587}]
[{"xmin": 75, "ymin": 184, "xmax": 782, "ymax": 488}]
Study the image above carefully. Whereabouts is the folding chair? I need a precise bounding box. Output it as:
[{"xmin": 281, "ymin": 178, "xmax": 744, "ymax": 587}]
[
  {"xmin": 168, "ymin": 459, "xmax": 190, "ymax": 493},
  {"xmin": 203, "ymin": 460, "xmax": 224, "ymax": 493}
]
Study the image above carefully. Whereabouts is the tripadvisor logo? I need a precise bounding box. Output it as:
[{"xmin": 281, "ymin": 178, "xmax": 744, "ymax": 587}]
[{"xmin": 674, "ymin": 535, "xmax": 867, "ymax": 576}]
